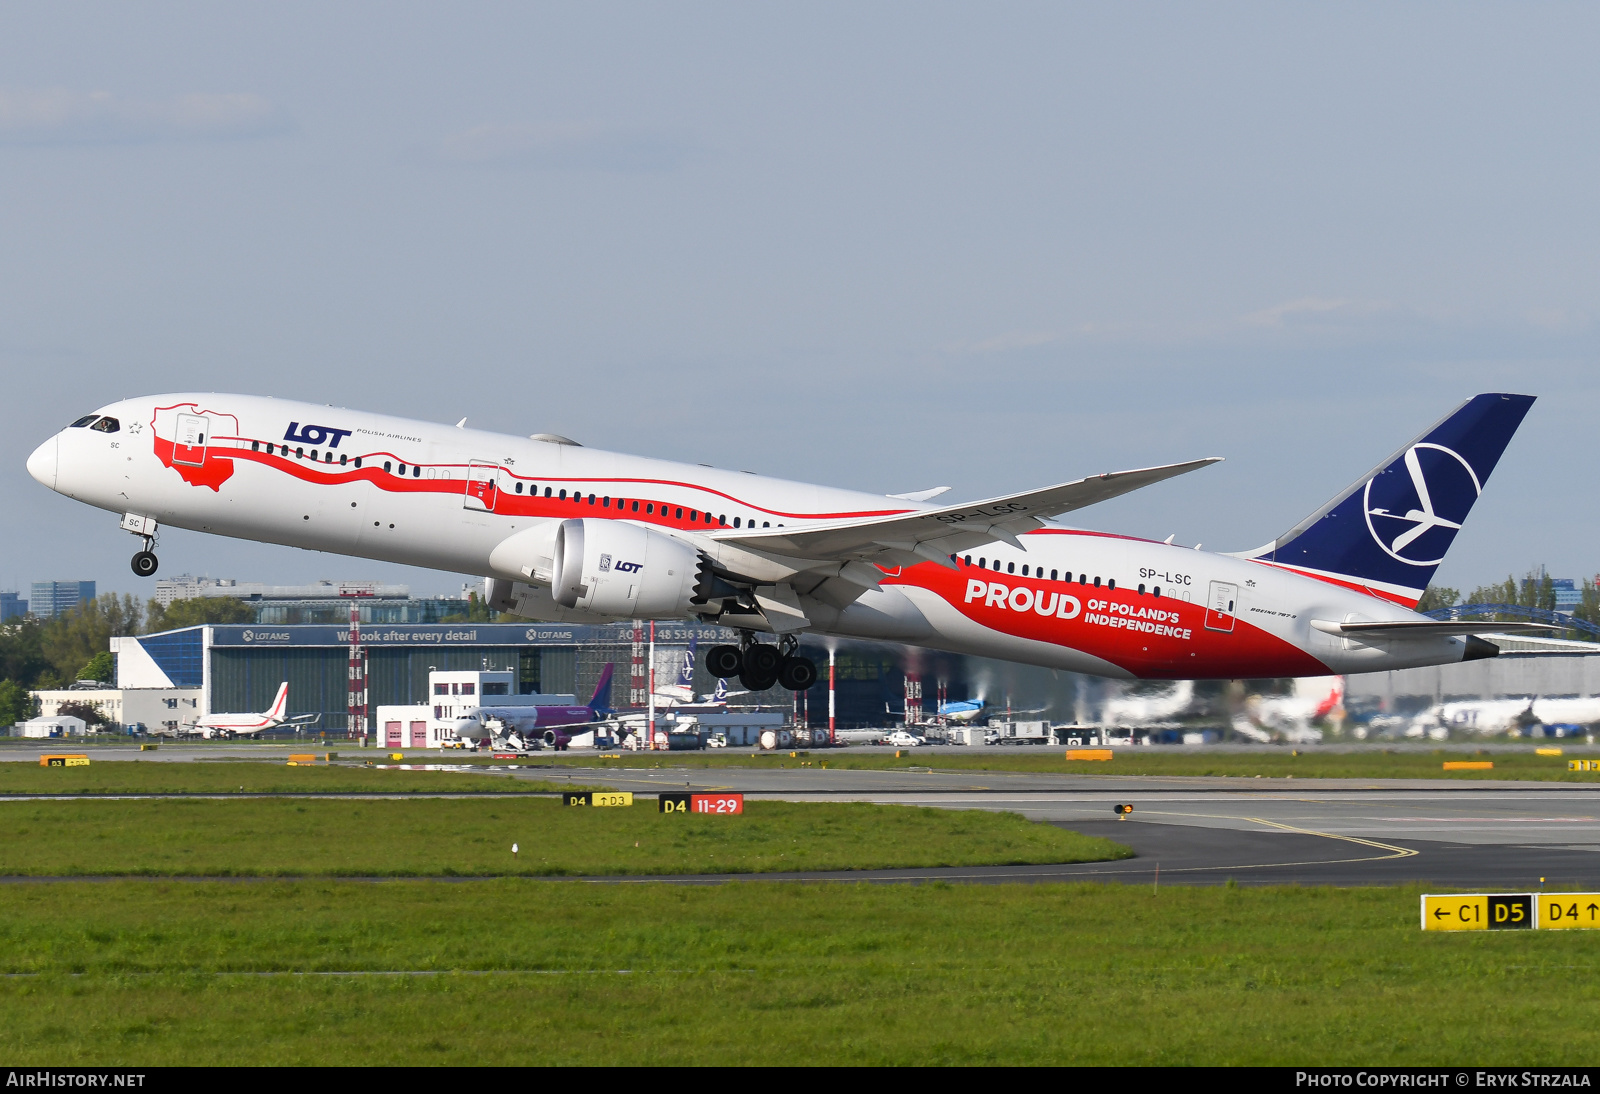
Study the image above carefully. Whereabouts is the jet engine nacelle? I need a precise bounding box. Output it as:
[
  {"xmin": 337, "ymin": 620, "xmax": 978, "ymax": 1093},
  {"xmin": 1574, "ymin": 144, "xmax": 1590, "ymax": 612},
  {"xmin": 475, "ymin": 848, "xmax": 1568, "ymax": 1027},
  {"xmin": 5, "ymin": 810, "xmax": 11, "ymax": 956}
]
[{"xmin": 550, "ymin": 518, "xmax": 705, "ymax": 618}]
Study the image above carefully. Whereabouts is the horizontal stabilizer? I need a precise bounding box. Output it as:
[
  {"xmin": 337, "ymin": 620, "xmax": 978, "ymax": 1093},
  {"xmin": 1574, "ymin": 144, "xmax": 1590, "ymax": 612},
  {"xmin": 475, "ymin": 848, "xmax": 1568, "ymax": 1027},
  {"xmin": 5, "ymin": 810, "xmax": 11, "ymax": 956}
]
[{"xmin": 1310, "ymin": 619, "xmax": 1560, "ymax": 637}]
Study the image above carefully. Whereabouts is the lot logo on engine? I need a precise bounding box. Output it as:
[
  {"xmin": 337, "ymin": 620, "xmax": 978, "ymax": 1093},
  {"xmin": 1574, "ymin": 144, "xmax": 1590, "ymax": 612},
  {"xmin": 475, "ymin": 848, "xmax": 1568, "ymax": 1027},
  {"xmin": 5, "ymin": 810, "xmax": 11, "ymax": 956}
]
[{"xmin": 614, "ymin": 560, "xmax": 642, "ymax": 573}]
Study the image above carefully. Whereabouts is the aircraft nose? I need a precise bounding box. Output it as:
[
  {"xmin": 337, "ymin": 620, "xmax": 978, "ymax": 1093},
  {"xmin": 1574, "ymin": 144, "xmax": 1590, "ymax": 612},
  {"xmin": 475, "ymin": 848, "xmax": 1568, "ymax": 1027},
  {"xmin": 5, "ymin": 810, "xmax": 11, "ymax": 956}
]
[{"xmin": 26, "ymin": 436, "xmax": 58, "ymax": 490}]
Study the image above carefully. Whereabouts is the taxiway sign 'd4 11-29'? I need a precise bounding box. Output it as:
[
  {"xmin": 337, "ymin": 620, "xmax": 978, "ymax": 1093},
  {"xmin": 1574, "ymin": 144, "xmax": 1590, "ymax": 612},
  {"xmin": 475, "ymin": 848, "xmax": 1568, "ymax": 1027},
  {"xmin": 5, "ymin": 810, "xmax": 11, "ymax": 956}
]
[{"xmin": 27, "ymin": 392, "xmax": 1545, "ymax": 691}]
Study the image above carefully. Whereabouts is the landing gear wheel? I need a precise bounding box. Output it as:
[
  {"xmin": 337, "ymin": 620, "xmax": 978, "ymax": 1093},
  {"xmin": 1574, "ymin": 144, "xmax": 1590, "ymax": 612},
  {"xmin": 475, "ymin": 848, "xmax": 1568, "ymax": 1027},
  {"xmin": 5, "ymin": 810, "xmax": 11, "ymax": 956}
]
[
  {"xmin": 739, "ymin": 670, "xmax": 778, "ymax": 693},
  {"xmin": 131, "ymin": 551, "xmax": 159, "ymax": 578},
  {"xmin": 777, "ymin": 656, "xmax": 818, "ymax": 692},
  {"xmin": 743, "ymin": 644, "xmax": 782, "ymax": 679},
  {"xmin": 706, "ymin": 645, "xmax": 743, "ymax": 678}
]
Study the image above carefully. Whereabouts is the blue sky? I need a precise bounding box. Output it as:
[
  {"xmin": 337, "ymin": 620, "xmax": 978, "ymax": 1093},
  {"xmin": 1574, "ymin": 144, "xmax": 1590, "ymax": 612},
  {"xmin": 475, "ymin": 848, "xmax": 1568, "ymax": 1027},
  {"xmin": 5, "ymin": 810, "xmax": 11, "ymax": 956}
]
[{"xmin": 4, "ymin": 2, "xmax": 1597, "ymax": 599}]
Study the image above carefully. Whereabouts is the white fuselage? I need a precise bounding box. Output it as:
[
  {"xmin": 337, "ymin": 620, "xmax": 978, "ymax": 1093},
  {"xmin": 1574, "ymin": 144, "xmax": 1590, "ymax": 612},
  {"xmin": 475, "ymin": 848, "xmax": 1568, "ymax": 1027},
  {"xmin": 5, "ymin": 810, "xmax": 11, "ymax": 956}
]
[{"xmin": 28, "ymin": 393, "xmax": 1484, "ymax": 681}]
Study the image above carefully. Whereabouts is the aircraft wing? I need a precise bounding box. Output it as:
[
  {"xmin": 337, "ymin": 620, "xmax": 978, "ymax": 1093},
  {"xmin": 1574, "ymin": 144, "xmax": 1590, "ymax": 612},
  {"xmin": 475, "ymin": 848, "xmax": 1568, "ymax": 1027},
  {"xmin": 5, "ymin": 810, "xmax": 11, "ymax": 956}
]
[{"xmin": 710, "ymin": 459, "xmax": 1221, "ymax": 569}]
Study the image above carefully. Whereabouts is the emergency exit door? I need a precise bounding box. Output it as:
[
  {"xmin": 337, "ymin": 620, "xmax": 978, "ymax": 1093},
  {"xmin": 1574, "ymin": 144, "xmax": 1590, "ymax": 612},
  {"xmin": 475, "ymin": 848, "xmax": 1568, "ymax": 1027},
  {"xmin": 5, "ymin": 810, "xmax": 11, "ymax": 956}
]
[{"xmin": 1204, "ymin": 581, "xmax": 1238, "ymax": 633}]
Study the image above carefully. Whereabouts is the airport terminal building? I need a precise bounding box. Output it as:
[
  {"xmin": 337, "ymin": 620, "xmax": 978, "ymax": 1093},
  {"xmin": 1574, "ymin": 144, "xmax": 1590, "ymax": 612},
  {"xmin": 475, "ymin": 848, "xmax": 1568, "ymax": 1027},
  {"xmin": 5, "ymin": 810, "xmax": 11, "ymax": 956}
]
[{"xmin": 109, "ymin": 621, "xmax": 967, "ymax": 731}]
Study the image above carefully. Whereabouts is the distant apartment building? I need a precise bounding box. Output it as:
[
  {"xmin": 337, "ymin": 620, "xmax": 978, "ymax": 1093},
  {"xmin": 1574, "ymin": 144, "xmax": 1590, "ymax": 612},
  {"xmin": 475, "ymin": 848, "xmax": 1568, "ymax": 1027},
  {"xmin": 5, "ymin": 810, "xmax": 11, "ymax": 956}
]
[
  {"xmin": 28, "ymin": 581, "xmax": 95, "ymax": 619},
  {"xmin": 0, "ymin": 592, "xmax": 26, "ymax": 623}
]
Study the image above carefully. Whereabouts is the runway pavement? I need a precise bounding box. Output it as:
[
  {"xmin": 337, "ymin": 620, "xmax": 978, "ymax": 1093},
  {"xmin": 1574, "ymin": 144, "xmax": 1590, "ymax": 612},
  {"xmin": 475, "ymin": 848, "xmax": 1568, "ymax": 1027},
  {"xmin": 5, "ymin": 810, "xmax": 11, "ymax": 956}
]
[{"xmin": 9, "ymin": 743, "xmax": 1600, "ymax": 887}]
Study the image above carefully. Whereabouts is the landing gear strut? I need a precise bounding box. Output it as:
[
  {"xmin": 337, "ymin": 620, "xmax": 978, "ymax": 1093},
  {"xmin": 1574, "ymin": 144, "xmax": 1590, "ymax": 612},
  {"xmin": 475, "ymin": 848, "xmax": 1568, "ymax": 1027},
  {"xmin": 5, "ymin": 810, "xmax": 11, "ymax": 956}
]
[
  {"xmin": 706, "ymin": 636, "xmax": 817, "ymax": 693},
  {"xmin": 122, "ymin": 514, "xmax": 160, "ymax": 578}
]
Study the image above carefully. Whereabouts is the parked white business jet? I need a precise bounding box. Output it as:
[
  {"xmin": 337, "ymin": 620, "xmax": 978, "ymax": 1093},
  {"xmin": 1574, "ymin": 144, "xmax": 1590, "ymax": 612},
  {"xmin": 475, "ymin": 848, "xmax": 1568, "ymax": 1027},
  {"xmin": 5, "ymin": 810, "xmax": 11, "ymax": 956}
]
[
  {"xmin": 26, "ymin": 393, "xmax": 1551, "ymax": 687},
  {"xmin": 184, "ymin": 682, "xmax": 320, "ymax": 738}
]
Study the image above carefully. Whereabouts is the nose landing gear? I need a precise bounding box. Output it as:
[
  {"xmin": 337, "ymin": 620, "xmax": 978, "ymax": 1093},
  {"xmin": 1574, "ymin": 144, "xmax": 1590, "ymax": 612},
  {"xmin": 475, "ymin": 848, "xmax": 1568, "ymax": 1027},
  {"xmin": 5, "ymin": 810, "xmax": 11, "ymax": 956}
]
[{"xmin": 120, "ymin": 513, "xmax": 160, "ymax": 577}]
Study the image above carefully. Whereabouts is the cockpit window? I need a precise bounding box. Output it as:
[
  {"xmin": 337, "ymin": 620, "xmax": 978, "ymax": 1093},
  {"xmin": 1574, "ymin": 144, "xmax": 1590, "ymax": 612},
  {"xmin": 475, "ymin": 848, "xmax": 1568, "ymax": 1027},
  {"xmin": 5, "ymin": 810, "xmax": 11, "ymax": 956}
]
[
  {"xmin": 69, "ymin": 415, "xmax": 98, "ymax": 428},
  {"xmin": 89, "ymin": 417, "xmax": 120, "ymax": 434}
]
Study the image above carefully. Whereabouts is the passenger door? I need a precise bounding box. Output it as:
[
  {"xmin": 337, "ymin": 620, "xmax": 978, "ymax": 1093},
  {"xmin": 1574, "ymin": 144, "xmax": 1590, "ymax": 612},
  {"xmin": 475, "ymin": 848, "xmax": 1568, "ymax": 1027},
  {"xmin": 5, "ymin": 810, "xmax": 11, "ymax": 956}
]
[
  {"xmin": 1204, "ymin": 581, "xmax": 1238, "ymax": 633},
  {"xmin": 464, "ymin": 460, "xmax": 500, "ymax": 512},
  {"xmin": 173, "ymin": 414, "xmax": 210, "ymax": 467}
]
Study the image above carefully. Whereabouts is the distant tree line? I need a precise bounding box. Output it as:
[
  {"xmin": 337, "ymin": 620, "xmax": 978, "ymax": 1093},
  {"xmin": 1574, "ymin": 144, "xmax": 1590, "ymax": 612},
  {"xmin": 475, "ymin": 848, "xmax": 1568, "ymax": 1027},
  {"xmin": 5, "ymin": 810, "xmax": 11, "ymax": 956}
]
[
  {"xmin": 0, "ymin": 594, "xmax": 254, "ymax": 725},
  {"xmin": 1417, "ymin": 566, "xmax": 1600, "ymax": 637}
]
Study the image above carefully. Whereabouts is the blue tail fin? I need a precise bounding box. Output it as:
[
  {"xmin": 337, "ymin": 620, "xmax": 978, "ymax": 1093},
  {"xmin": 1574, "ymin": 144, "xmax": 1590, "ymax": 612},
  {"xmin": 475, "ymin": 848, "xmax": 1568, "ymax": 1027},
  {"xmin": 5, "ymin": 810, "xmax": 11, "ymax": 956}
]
[
  {"xmin": 587, "ymin": 663, "xmax": 615, "ymax": 712},
  {"xmin": 1242, "ymin": 393, "xmax": 1534, "ymax": 604},
  {"xmin": 678, "ymin": 639, "xmax": 697, "ymax": 690}
]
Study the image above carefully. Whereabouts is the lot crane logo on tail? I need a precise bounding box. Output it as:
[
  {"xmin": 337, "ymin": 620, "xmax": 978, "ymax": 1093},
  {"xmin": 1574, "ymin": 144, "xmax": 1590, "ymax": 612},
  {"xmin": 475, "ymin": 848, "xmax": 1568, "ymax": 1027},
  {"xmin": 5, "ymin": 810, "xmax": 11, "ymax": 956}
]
[{"xmin": 1364, "ymin": 443, "xmax": 1481, "ymax": 567}]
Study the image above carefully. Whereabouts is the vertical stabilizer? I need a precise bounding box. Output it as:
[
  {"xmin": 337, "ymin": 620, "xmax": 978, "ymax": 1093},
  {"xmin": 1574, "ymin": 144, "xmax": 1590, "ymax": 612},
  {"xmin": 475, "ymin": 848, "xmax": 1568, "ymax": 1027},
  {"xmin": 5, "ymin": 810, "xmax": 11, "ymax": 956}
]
[
  {"xmin": 1240, "ymin": 393, "xmax": 1534, "ymax": 605},
  {"xmin": 588, "ymin": 663, "xmax": 615, "ymax": 712}
]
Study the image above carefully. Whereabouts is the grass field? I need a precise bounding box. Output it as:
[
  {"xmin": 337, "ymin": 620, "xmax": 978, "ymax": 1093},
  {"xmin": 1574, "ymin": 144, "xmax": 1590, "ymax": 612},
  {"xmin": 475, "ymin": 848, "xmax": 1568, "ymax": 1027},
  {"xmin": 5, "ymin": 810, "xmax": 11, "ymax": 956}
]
[
  {"xmin": 0, "ymin": 760, "xmax": 573, "ymax": 795},
  {"xmin": 0, "ymin": 797, "xmax": 1125, "ymax": 877},
  {"xmin": 1, "ymin": 880, "xmax": 1594, "ymax": 1065},
  {"xmin": 546, "ymin": 747, "xmax": 1600, "ymax": 782}
]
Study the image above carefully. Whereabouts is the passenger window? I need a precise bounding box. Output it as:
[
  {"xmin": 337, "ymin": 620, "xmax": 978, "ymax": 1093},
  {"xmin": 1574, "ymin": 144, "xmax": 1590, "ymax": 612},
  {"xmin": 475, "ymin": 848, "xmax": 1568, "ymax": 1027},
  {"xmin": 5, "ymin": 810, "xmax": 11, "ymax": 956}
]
[
  {"xmin": 719, "ymin": 514, "xmax": 726, "ymax": 525},
  {"xmin": 1108, "ymin": 579, "xmax": 1116, "ymax": 591},
  {"xmin": 603, "ymin": 497, "xmax": 610, "ymax": 508},
  {"xmin": 588, "ymin": 494, "xmax": 595, "ymax": 504},
  {"xmin": 1079, "ymin": 574, "xmax": 1087, "ymax": 584},
  {"xmin": 632, "ymin": 501, "xmax": 640, "ymax": 512},
  {"xmin": 964, "ymin": 556, "xmax": 972, "ymax": 566},
  {"xmin": 515, "ymin": 482, "xmax": 523, "ymax": 493},
  {"xmin": 1138, "ymin": 584, "xmax": 1146, "ymax": 595},
  {"xmin": 1050, "ymin": 569, "xmax": 1058, "ymax": 581},
  {"xmin": 646, "ymin": 503, "xmax": 654, "ymax": 514},
  {"xmin": 733, "ymin": 517, "xmax": 741, "ymax": 528},
  {"xmin": 413, "ymin": 466, "xmax": 421, "ymax": 478},
  {"xmin": 763, "ymin": 521, "xmax": 770, "ymax": 528},
  {"xmin": 1021, "ymin": 565, "xmax": 1029, "ymax": 577},
  {"xmin": 1094, "ymin": 577, "xmax": 1102, "ymax": 587},
  {"xmin": 384, "ymin": 461, "xmax": 392, "ymax": 473},
  {"xmin": 978, "ymin": 558, "xmax": 986, "ymax": 569},
  {"xmin": 252, "ymin": 441, "xmax": 260, "ymax": 452},
  {"xmin": 339, "ymin": 454, "xmax": 347, "ymax": 465},
  {"xmin": 689, "ymin": 510, "xmax": 697, "ymax": 521},
  {"xmin": 69, "ymin": 415, "xmax": 98, "ymax": 428},
  {"xmin": 545, "ymin": 487, "xmax": 552, "ymax": 497},
  {"xmin": 355, "ymin": 458, "xmax": 362, "ymax": 469},
  {"xmin": 397, "ymin": 462, "xmax": 405, "ymax": 474},
  {"xmin": 311, "ymin": 450, "xmax": 319, "ymax": 461},
  {"xmin": 559, "ymin": 489, "xmax": 567, "ymax": 500},
  {"xmin": 676, "ymin": 508, "xmax": 684, "ymax": 519},
  {"xmin": 1006, "ymin": 563, "xmax": 1015, "ymax": 574},
  {"xmin": 1154, "ymin": 586, "xmax": 1161, "ymax": 598}
]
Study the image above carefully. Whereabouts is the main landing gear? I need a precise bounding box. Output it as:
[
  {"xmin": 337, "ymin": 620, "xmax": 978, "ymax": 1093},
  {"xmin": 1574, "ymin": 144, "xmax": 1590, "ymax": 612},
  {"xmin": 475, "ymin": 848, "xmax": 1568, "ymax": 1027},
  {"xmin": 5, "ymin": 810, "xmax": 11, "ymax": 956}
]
[{"xmin": 706, "ymin": 636, "xmax": 818, "ymax": 693}]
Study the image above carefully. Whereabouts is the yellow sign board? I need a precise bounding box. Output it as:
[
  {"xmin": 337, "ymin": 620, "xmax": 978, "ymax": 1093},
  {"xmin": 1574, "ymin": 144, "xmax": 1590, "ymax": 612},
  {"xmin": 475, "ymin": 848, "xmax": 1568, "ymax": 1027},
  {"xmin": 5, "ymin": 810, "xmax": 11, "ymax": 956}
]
[
  {"xmin": 590, "ymin": 792, "xmax": 634, "ymax": 808},
  {"xmin": 1066, "ymin": 749, "xmax": 1114, "ymax": 761},
  {"xmin": 39, "ymin": 754, "xmax": 89, "ymax": 768},
  {"xmin": 1421, "ymin": 893, "xmax": 1532, "ymax": 931},
  {"xmin": 1539, "ymin": 895, "xmax": 1600, "ymax": 929},
  {"xmin": 1442, "ymin": 761, "xmax": 1493, "ymax": 770},
  {"xmin": 1568, "ymin": 759, "xmax": 1600, "ymax": 772}
]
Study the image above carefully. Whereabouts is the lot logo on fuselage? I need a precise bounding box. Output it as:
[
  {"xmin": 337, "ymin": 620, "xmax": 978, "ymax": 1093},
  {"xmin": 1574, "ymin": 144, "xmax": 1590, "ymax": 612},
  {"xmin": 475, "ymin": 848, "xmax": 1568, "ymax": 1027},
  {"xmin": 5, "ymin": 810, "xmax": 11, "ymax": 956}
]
[
  {"xmin": 1363, "ymin": 443, "xmax": 1481, "ymax": 567},
  {"xmin": 284, "ymin": 422, "xmax": 353, "ymax": 449}
]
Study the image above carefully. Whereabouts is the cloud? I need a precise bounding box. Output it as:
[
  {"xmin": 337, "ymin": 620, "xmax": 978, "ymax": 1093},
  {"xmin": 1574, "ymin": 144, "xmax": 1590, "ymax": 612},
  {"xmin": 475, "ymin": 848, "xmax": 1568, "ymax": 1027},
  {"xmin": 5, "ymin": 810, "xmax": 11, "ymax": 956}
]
[
  {"xmin": 0, "ymin": 89, "xmax": 288, "ymax": 146},
  {"xmin": 1242, "ymin": 296, "xmax": 1394, "ymax": 328},
  {"xmin": 943, "ymin": 329, "xmax": 1060, "ymax": 355},
  {"xmin": 430, "ymin": 121, "xmax": 696, "ymax": 172}
]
